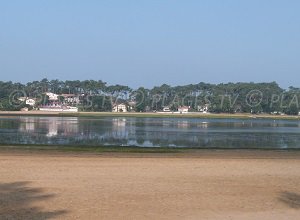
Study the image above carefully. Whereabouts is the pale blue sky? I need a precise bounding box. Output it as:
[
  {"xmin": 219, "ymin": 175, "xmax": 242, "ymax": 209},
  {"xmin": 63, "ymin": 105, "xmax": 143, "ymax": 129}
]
[{"xmin": 0, "ymin": 0, "xmax": 299, "ymax": 88}]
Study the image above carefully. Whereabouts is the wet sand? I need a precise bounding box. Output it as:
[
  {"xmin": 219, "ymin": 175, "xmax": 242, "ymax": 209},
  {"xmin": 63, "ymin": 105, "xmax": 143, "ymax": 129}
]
[{"xmin": 1, "ymin": 150, "xmax": 300, "ymax": 219}]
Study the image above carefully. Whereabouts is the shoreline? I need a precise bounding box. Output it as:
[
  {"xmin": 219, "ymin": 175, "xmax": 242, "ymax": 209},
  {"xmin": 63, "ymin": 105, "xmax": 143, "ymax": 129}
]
[
  {"xmin": 0, "ymin": 110, "xmax": 300, "ymax": 120},
  {"xmin": 1, "ymin": 145, "xmax": 300, "ymax": 159}
]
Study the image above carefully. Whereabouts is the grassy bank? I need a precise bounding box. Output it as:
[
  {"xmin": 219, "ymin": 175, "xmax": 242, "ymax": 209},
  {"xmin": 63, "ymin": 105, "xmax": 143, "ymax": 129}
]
[
  {"xmin": 1, "ymin": 144, "xmax": 300, "ymax": 154},
  {"xmin": 0, "ymin": 111, "xmax": 300, "ymax": 120},
  {"xmin": 0, "ymin": 145, "xmax": 185, "ymax": 154}
]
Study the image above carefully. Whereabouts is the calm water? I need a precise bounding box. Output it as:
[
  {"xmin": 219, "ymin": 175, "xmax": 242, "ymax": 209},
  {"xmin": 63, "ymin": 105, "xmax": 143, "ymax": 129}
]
[{"xmin": 0, "ymin": 116, "xmax": 300, "ymax": 149}]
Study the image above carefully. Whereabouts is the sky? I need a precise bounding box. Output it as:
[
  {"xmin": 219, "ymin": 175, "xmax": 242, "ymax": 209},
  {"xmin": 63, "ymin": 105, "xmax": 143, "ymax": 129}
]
[{"xmin": 0, "ymin": 0, "xmax": 300, "ymax": 89}]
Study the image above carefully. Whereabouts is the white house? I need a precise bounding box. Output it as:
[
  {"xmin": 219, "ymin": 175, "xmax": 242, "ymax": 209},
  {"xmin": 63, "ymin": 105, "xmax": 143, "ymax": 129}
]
[
  {"xmin": 46, "ymin": 92, "xmax": 59, "ymax": 101},
  {"xmin": 271, "ymin": 111, "xmax": 285, "ymax": 116},
  {"xmin": 112, "ymin": 104, "xmax": 128, "ymax": 112},
  {"xmin": 162, "ymin": 107, "xmax": 171, "ymax": 112},
  {"xmin": 197, "ymin": 104, "xmax": 209, "ymax": 113},
  {"xmin": 26, "ymin": 98, "xmax": 36, "ymax": 106},
  {"xmin": 39, "ymin": 105, "xmax": 78, "ymax": 112},
  {"xmin": 61, "ymin": 94, "xmax": 80, "ymax": 104},
  {"xmin": 18, "ymin": 97, "xmax": 36, "ymax": 106},
  {"xmin": 18, "ymin": 97, "xmax": 26, "ymax": 102},
  {"xmin": 178, "ymin": 106, "xmax": 189, "ymax": 113}
]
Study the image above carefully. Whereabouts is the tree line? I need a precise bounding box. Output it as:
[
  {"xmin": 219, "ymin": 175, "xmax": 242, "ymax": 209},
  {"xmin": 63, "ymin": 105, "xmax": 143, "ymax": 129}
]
[{"xmin": 0, "ymin": 79, "xmax": 299, "ymax": 115}]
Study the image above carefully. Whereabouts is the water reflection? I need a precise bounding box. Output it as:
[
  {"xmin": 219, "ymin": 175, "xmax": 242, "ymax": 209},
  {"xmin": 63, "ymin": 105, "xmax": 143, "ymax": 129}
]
[
  {"xmin": 19, "ymin": 117, "xmax": 79, "ymax": 138},
  {"xmin": 0, "ymin": 116, "xmax": 299, "ymax": 149},
  {"xmin": 19, "ymin": 117, "xmax": 35, "ymax": 132},
  {"xmin": 177, "ymin": 120, "xmax": 189, "ymax": 129},
  {"xmin": 47, "ymin": 120, "xmax": 58, "ymax": 137},
  {"xmin": 111, "ymin": 118, "xmax": 128, "ymax": 139},
  {"xmin": 197, "ymin": 122, "xmax": 208, "ymax": 129}
]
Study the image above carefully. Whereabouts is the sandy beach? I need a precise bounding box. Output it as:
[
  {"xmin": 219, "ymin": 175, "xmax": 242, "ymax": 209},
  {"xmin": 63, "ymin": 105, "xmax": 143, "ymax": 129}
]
[{"xmin": 1, "ymin": 150, "xmax": 300, "ymax": 220}]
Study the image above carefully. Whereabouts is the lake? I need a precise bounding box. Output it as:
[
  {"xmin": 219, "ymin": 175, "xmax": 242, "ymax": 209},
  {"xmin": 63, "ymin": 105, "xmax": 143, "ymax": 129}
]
[{"xmin": 0, "ymin": 116, "xmax": 299, "ymax": 149}]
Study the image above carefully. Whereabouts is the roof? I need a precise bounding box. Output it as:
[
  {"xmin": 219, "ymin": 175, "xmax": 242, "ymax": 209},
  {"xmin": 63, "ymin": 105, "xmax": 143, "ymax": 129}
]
[
  {"xmin": 113, "ymin": 103, "xmax": 127, "ymax": 107},
  {"xmin": 61, "ymin": 94, "xmax": 77, "ymax": 97}
]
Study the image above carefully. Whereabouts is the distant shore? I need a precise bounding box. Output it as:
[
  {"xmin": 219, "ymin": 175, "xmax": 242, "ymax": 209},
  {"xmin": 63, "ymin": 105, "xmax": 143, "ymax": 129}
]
[{"xmin": 0, "ymin": 110, "xmax": 300, "ymax": 120}]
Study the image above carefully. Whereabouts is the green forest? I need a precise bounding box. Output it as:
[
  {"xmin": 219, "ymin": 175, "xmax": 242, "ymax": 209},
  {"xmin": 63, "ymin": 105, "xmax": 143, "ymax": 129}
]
[{"xmin": 0, "ymin": 79, "xmax": 299, "ymax": 115}]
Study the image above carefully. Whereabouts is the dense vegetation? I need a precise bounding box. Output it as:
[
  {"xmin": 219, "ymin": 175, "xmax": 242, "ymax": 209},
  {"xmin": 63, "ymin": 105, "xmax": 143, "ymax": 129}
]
[{"xmin": 0, "ymin": 79, "xmax": 299, "ymax": 115}]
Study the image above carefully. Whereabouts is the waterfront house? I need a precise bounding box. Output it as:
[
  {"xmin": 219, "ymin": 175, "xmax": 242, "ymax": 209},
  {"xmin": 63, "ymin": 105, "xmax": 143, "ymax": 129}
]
[
  {"xmin": 197, "ymin": 104, "xmax": 209, "ymax": 113},
  {"xmin": 18, "ymin": 97, "xmax": 36, "ymax": 106},
  {"xmin": 46, "ymin": 92, "xmax": 59, "ymax": 101},
  {"xmin": 112, "ymin": 103, "xmax": 128, "ymax": 112},
  {"xmin": 178, "ymin": 106, "xmax": 189, "ymax": 113},
  {"xmin": 61, "ymin": 94, "xmax": 80, "ymax": 104},
  {"xmin": 163, "ymin": 107, "xmax": 171, "ymax": 112}
]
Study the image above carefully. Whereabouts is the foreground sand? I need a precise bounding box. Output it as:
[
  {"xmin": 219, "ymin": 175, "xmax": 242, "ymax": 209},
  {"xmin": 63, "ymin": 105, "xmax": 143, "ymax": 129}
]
[{"xmin": 1, "ymin": 150, "xmax": 300, "ymax": 220}]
